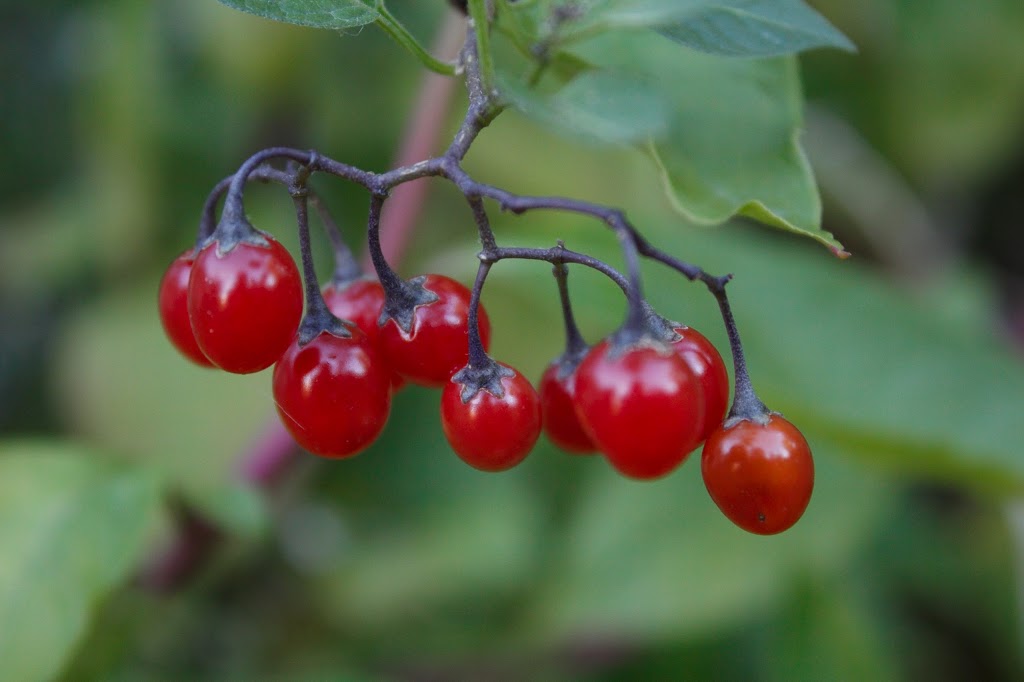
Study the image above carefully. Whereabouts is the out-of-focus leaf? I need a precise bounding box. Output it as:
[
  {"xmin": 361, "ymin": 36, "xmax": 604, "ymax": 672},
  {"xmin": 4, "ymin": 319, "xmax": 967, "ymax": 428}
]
[
  {"xmin": 524, "ymin": 433, "xmax": 888, "ymax": 643},
  {"xmin": 0, "ymin": 443, "xmax": 161, "ymax": 682},
  {"xmin": 670, "ymin": 227, "xmax": 1024, "ymax": 495},
  {"xmin": 215, "ymin": 0, "xmax": 378, "ymax": 29},
  {"xmin": 316, "ymin": 479, "xmax": 545, "ymax": 636},
  {"xmin": 659, "ymin": 0, "xmax": 855, "ymax": 57},
  {"xmin": 806, "ymin": 0, "xmax": 1024, "ymax": 185},
  {"xmin": 52, "ymin": 285, "xmax": 272, "ymax": 537},
  {"xmin": 762, "ymin": 579, "xmax": 899, "ymax": 682}
]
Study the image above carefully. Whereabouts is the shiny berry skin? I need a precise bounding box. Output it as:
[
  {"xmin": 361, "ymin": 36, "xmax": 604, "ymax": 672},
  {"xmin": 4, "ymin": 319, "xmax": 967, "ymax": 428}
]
[
  {"xmin": 322, "ymin": 278, "xmax": 404, "ymax": 391},
  {"xmin": 272, "ymin": 329, "xmax": 392, "ymax": 458},
  {"xmin": 379, "ymin": 274, "xmax": 490, "ymax": 387},
  {"xmin": 574, "ymin": 340, "xmax": 704, "ymax": 480},
  {"xmin": 187, "ymin": 237, "xmax": 303, "ymax": 374},
  {"xmin": 539, "ymin": 362, "xmax": 596, "ymax": 454},
  {"xmin": 701, "ymin": 414, "xmax": 814, "ymax": 535},
  {"xmin": 671, "ymin": 326, "xmax": 729, "ymax": 443},
  {"xmin": 441, "ymin": 365, "xmax": 542, "ymax": 472},
  {"xmin": 322, "ymin": 278, "xmax": 386, "ymax": 345},
  {"xmin": 158, "ymin": 249, "xmax": 214, "ymax": 368}
]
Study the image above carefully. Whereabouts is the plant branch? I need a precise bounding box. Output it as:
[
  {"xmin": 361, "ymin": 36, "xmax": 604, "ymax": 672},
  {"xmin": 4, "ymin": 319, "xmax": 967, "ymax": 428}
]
[
  {"xmin": 145, "ymin": 13, "xmax": 759, "ymax": 593},
  {"xmin": 465, "ymin": 0, "xmax": 496, "ymax": 99}
]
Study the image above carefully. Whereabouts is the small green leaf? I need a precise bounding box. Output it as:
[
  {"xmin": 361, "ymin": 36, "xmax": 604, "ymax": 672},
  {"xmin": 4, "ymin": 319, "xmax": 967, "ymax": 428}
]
[
  {"xmin": 215, "ymin": 0, "xmax": 378, "ymax": 30},
  {"xmin": 0, "ymin": 443, "xmax": 161, "ymax": 682},
  {"xmin": 572, "ymin": 32, "xmax": 844, "ymax": 253},
  {"xmin": 500, "ymin": 69, "xmax": 669, "ymax": 144},
  {"xmin": 659, "ymin": 0, "xmax": 855, "ymax": 57}
]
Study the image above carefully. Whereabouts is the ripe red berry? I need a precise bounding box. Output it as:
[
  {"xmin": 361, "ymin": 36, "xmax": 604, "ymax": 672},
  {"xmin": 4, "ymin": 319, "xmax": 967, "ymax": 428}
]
[
  {"xmin": 574, "ymin": 340, "xmax": 704, "ymax": 479},
  {"xmin": 187, "ymin": 236, "xmax": 303, "ymax": 374},
  {"xmin": 273, "ymin": 329, "xmax": 392, "ymax": 458},
  {"xmin": 701, "ymin": 414, "xmax": 814, "ymax": 535},
  {"xmin": 539, "ymin": 362, "xmax": 596, "ymax": 454},
  {"xmin": 441, "ymin": 364, "xmax": 542, "ymax": 472},
  {"xmin": 158, "ymin": 249, "xmax": 214, "ymax": 368},
  {"xmin": 379, "ymin": 274, "xmax": 490, "ymax": 387},
  {"xmin": 322, "ymin": 278, "xmax": 386, "ymax": 345},
  {"xmin": 322, "ymin": 277, "xmax": 404, "ymax": 391},
  {"xmin": 671, "ymin": 326, "xmax": 729, "ymax": 443}
]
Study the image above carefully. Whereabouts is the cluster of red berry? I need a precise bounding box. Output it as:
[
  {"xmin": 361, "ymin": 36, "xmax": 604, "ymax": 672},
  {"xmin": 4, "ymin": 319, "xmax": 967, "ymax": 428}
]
[{"xmin": 159, "ymin": 221, "xmax": 814, "ymax": 535}]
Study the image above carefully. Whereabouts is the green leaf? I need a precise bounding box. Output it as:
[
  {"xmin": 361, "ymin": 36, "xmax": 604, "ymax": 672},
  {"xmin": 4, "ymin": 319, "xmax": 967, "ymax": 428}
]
[
  {"xmin": 52, "ymin": 283, "xmax": 272, "ymax": 537},
  {"xmin": 572, "ymin": 32, "xmax": 844, "ymax": 253},
  {"xmin": 505, "ymin": 1, "xmax": 851, "ymax": 57},
  {"xmin": 500, "ymin": 69, "xmax": 669, "ymax": 144},
  {"xmin": 762, "ymin": 579, "xmax": 899, "ymax": 682},
  {"xmin": 553, "ymin": 0, "xmax": 712, "ymax": 40},
  {"xmin": 659, "ymin": 0, "xmax": 856, "ymax": 57},
  {"xmin": 0, "ymin": 443, "xmax": 161, "ymax": 682},
  {"xmin": 215, "ymin": 0, "xmax": 378, "ymax": 29},
  {"xmin": 313, "ymin": 476, "xmax": 546, "ymax": 648},
  {"xmin": 525, "ymin": 433, "xmax": 888, "ymax": 643}
]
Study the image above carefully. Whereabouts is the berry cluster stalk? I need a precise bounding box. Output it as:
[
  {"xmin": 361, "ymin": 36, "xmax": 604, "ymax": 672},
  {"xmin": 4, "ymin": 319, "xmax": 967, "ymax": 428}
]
[{"xmin": 142, "ymin": 16, "xmax": 769, "ymax": 591}]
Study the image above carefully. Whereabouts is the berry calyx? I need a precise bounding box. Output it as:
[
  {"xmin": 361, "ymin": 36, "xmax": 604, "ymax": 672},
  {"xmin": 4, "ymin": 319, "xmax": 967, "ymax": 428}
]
[
  {"xmin": 187, "ymin": 234, "xmax": 303, "ymax": 374},
  {"xmin": 158, "ymin": 249, "xmax": 215, "ymax": 368},
  {"xmin": 379, "ymin": 274, "xmax": 490, "ymax": 387},
  {"xmin": 701, "ymin": 414, "xmax": 814, "ymax": 535},
  {"xmin": 574, "ymin": 337, "xmax": 705, "ymax": 480},
  {"xmin": 539, "ymin": 359, "xmax": 596, "ymax": 454},
  {"xmin": 670, "ymin": 326, "xmax": 729, "ymax": 443},
  {"xmin": 441, "ymin": 361, "xmax": 542, "ymax": 472},
  {"xmin": 272, "ymin": 328, "xmax": 392, "ymax": 458}
]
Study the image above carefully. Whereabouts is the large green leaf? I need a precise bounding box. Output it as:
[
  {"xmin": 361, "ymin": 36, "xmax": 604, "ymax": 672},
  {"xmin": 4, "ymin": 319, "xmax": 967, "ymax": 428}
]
[
  {"xmin": 570, "ymin": 33, "xmax": 844, "ymax": 253},
  {"xmin": 215, "ymin": 0, "xmax": 378, "ymax": 29},
  {"xmin": 53, "ymin": 284, "xmax": 272, "ymax": 538},
  {"xmin": 498, "ymin": 0, "xmax": 851, "ymax": 57},
  {"xmin": 0, "ymin": 444, "xmax": 161, "ymax": 682},
  {"xmin": 499, "ymin": 69, "xmax": 669, "ymax": 144},
  {"xmin": 523, "ymin": 431, "xmax": 888, "ymax": 643},
  {"xmin": 761, "ymin": 579, "xmax": 899, "ymax": 682},
  {"xmin": 660, "ymin": 0, "xmax": 855, "ymax": 57}
]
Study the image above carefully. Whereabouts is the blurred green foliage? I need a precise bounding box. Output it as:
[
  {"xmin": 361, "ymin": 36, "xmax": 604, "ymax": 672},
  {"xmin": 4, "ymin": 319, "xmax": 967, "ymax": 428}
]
[{"xmin": 2, "ymin": 1, "xmax": 1024, "ymax": 680}]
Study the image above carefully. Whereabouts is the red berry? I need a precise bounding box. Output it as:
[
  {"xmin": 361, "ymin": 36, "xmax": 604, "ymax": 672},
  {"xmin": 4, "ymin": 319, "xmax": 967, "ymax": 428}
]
[
  {"xmin": 322, "ymin": 277, "xmax": 404, "ymax": 391},
  {"xmin": 671, "ymin": 326, "xmax": 729, "ymax": 443},
  {"xmin": 701, "ymin": 414, "xmax": 814, "ymax": 535},
  {"xmin": 322, "ymin": 278, "xmax": 386, "ymax": 345},
  {"xmin": 187, "ymin": 236, "xmax": 303, "ymax": 374},
  {"xmin": 272, "ymin": 329, "xmax": 392, "ymax": 458},
  {"xmin": 574, "ymin": 340, "xmax": 704, "ymax": 480},
  {"xmin": 539, "ymin": 362, "xmax": 596, "ymax": 454},
  {"xmin": 441, "ymin": 364, "xmax": 542, "ymax": 472},
  {"xmin": 379, "ymin": 274, "xmax": 490, "ymax": 387},
  {"xmin": 158, "ymin": 249, "xmax": 214, "ymax": 368}
]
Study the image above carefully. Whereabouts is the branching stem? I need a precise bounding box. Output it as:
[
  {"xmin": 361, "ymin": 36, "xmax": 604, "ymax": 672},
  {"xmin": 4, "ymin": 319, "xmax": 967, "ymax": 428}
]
[{"xmin": 152, "ymin": 12, "xmax": 768, "ymax": 593}]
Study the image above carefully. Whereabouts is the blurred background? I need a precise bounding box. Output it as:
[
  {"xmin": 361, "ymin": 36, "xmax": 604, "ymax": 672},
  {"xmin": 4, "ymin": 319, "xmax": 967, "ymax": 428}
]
[{"xmin": 2, "ymin": 1, "xmax": 1024, "ymax": 680}]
